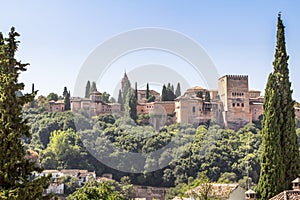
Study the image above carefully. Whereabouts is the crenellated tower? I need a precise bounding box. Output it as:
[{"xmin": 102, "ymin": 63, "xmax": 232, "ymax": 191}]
[{"xmin": 218, "ymin": 75, "xmax": 252, "ymax": 129}]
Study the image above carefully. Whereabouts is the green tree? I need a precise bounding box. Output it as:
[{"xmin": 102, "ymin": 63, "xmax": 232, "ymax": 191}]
[
  {"xmin": 0, "ymin": 27, "xmax": 51, "ymax": 199},
  {"xmin": 175, "ymin": 82, "xmax": 181, "ymax": 97},
  {"xmin": 66, "ymin": 179, "xmax": 122, "ymax": 200},
  {"xmin": 47, "ymin": 92, "xmax": 59, "ymax": 101},
  {"xmin": 101, "ymin": 92, "xmax": 110, "ymax": 103},
  {"xmin": 63, "ymin": 176, "xmax": 80, "ymax": 195},
  {"xmin": 85, "ymin": 80, "xmax": 91, "ymax": 98},
  {"xmin": 204, "ymin": 91, "xmax": 210, "ymax": 102},
  {"xmin": 64, "ymin": 91, "xmax": 71, "ymax": 111},
  {"xmin": 129, "ymin": 91, "xmax": 137, "ymax": 122},
  {"xmin": 257, "ymin": 13, "xmax": 300, "ymax": 199},
  {"xmin": 110, "ymin": 97, "xmax": 116, "ymax": 103},
  {"xmin": 63, "ymin": 86, "xmax": 68, "ymax": 98},
  {"xmin": 30, "ymin": 83, "xmax": 35, "ymax": 108},
  {"xmin": 37, "ymin": 95, "xmax": 48, "ymax": 110},
  {"xmin": 118, "ymin": 89, "xmax": 124, "ymax": 111},
  {"xmin": 135, "ymin": 82, "xmax": 138, "ymax": 100},
  {"xmin": 41, "ymin": 129, "xmax": 93, "ymax": 170},
  {"xmin": 146, "ymin": 83, "xmax": 150, "ymax": 99},
  {"xmin": 196, "ymin": 91, "xmax": 203, "ymax": 98},
  {"xmin": 90, "ymin": 81, "xmax": 97, "ymax": 93},
  {"xmin": 161, "ymin": 84, "xmax": 167, "ymax": 101}
]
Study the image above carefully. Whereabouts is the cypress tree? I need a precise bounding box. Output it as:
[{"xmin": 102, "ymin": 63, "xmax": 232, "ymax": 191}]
[
  {"xmin": 161, "ymin": 85, "xmax": 167, "ymax": 101},
  {"xmin": 0, "ymin": 27, "xmax": 51, "ymax": 199},
  {"xmin": 90, "ymin": 81, "xmax": 97, "ymax": 93},
  {"xmin": 63, "ymin": 86, "xmax": 68, "ymax": 98},
  {"xmin": 129, "ymin": 92, "xmax": 137, "ymax": 121},
  {"xmin": 64, "ymin": 91, "xmax": 71, "ymax": 111},
  {"xmin": 30, "ymin": 83, "xmax": 35, "ymax": 108},
  {"xmin": 257, "ymin": 13, "xmax": 300, "ymax": 199},
  {"xmin": 146, "ymin": 83, "xmax": 150, "ymax": 99},
  {"xmin": 135, "ymin": 82, "xmax": 138, "ymax": 100},
  {"xmin": 118, "ymin": 89, "xmax": 124, "ymax": 111},
  {"xmin": 175, "ymin": 82, "xmax": 181, "ymax": 97},
  {"xmin": 85, "ymin": 80, "xmax": 90, "ymax": 98}
]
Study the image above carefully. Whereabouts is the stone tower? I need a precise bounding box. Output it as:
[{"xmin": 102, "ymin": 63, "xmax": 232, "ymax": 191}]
[{"xmin": 218, "ymin": 75, "xmax": 252, "ymax": 129}]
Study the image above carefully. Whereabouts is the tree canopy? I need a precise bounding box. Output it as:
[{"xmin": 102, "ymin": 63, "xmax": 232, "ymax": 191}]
[{"xmin": 0, "ymin": 27, "xmax": 51, "ymax": 199}]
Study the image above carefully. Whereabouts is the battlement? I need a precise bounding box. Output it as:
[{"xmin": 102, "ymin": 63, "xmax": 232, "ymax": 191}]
[{"xmin": 219, "ymin": 75, "xmax": 248, "ymax": 80}]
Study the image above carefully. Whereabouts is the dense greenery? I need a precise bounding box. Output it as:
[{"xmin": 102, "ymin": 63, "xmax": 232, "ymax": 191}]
[
  {"xmin": 257, "ymin": 14, "xmax": 300, "ymax": 199},
  {"xmin": 66, "ymin": 179, "xmax": 124, "ymax": 200},
  {"xmin": 23, "ymin": 109, "xmax": 268, "ymax": 189},
  {"xmin": 0, "ymin": 28, "xmax": 51, "ymax": 199}
]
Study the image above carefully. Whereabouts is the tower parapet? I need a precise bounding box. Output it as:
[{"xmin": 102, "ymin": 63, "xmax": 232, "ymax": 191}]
[{"xmin": 226, "ymin": 75, "xmax": 248, "ymax": 80}]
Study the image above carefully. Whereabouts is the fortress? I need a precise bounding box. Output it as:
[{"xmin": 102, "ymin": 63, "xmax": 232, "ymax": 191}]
[
  {"xmin": 175, "ymin": 75, "xmax": 264, "ymax": 129},
  {"xmin": 64, "ymin": 73, "xmax": 300, "ymax": 130}
]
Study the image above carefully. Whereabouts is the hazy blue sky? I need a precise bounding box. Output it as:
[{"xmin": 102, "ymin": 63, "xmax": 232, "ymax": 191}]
[{"xmin": 1, "ymin": 1, "xmax": 300, "ymax": 99}]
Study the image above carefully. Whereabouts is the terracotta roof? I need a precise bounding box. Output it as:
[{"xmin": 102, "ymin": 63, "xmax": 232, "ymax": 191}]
[
  {"xmin": 186, "ymin": 183, "xmax": 239, "ymax": 198},
  {"xmin": 269, "ymin": 190, "xmax": 300, "ymax": 200}
]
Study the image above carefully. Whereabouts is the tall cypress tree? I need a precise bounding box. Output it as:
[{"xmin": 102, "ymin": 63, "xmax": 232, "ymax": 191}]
[
  {"xmin": 64, "ymin": 91, "xmax": 71, "ymax": 111},
  {"xmin": 257, "ymin": 13, "xmax": 300, "ymax": 199},
  {"xmin": 146, "ymin": 83, "xmax": 150, "ymax": 99},
  {"xmin": 90, "ymin": 81, "xmax": 97, "ymax": 93},
  {"xmin": 135, "ymin": 82, "xmax": 138, "ymax": 100},
  {"xmin": 63, "ymin": 86, "xmax": 68, "ymax": 98},
  {"xmin": 175, "ymin": 82, "xmax": 181, "ymax": 97},
  {"xmin": 0, "ymin": 28, "xmax": 50, "ymax": 199},
  {"xmin": 30, "ymin": 83, "xmax": 35, "ymax": 108},
  {"xmin": 161, "ymin": 85, "xmax": 167, "ymax": 101},
  {"xmin": 85, "ymin": 81, "xmax": 91, "ymax": 98}
]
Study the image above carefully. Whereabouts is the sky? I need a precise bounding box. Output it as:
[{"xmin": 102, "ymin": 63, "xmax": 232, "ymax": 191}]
[{"xmin": 1, "ymin": 1, "xmax": 300, "ymax": 100}]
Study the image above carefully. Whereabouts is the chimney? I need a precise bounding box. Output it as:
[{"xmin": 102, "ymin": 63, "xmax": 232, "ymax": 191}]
[
  {"xmin": 245, "ymin": 189, "xmax": 256, "ymax": 200},
  {"xmin": 292, "ymin": 178, "xmax": 300, "ymax": 190}
]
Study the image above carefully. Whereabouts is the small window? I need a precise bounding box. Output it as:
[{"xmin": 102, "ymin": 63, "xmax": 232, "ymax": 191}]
[
  {"xmin": 237, "ymin": 103, "xmax": 240, "ymax": 107},
  {"xmin": 241, "ymin": 103, "xmax": 244, "ymax": 107},
  {"xmin": 232, "ymin": 103, "xmax": 235, "ymax": 107},
  {"xmin": 192, "ymin": 106, "xmax": 196, "ymax": 112}
]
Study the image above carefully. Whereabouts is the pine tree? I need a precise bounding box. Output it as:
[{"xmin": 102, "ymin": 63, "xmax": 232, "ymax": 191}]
[
  {"xmin": 85, "ymin": 80, "xmax": 91, "ymax": 98},
  {"xmin": 175, "ymin": 82, "xmax": 181, "ymax": 97},
  {"xmin": 0, "ymin": 27, "xmax": 51, "ymax": 199},
  {"xmin": 146, "ymin": 83, "xmax": 150, "ymax": 99},
  {"xmin": 257, "ymin": 13, "xmax": 300, "ymax": 199}
]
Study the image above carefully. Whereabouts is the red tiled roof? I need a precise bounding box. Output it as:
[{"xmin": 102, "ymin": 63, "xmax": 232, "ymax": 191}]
[{"xmin": 269, "ymin": 190, "xmax": 300, "ymax": 200}]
